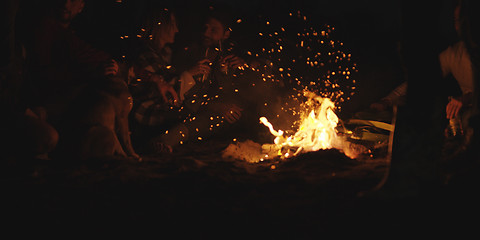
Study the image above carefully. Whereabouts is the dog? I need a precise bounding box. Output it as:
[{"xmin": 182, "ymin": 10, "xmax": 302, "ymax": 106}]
[{"xmin": 60, "ymin": 62, "xmax": 140, "ymax": 161}]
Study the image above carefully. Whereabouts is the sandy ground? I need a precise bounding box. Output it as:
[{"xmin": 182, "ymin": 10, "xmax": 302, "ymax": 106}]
[{"xmin": 3, "ymin": 138, "xmax": 479, "ymax": 237}]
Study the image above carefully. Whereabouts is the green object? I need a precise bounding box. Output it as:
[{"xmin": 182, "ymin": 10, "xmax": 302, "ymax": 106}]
[
  {"xmin": 346, "ymin": 119, "xmax": 394, "ymax": 132},
  {"xmin": 339, "ymin": 119, "xmax": 393, "ymax": 142}
]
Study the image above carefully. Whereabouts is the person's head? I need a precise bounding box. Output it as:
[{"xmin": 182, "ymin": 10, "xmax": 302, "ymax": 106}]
[
  {"xmin": 142, "ymin": 8, "xmax": 178, "ymax": 50},
  {"xmin": 456, "ymin": 0, "xmax": 480, "ymax": 49},
  {"xmin": 201, "ymin": 7, "xmax": 233, "ymax": 48},
  {"xmin": 454, "ymin": 0, "xmax": 462, "ymax": 33},
  {"xmin": 55, "ymin": 0, "xmax": 85, "ymax": 25}
]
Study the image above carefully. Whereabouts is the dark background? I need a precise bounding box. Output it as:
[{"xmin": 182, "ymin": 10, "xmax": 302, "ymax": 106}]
[
  {"xmin": 17, "ymin": 0, "xmax": 459, "ymax": 118},
  {"xmin": 81, "ymin": 0, "xmax": 407, "ymax": 118},
  {"xmin": 4, "ymin": 0, "xmax": 479, "ymax": 236}
]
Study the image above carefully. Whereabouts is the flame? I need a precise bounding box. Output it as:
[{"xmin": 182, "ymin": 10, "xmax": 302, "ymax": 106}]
[{"xmin": 260, "ymin": 90, "xmax": 339, "ymax": 158}]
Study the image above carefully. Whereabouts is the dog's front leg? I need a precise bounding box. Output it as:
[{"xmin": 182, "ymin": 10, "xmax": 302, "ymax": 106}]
[
  {"xmin": 116, "ymin": 115, "xmax": 140, "ymax": 160},
  {"xmin": 112, "ymin": 129, "xmax": 128, "ymax": 157}
]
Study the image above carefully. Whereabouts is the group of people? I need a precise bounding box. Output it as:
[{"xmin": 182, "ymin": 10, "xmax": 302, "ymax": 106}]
[
  {"xmin": 1, "ymin": 0, "xmax": 278, "ymax": 162},
  {"xmin": 2, "ymin": 0, "xmax": 478, "ymax": 187},
  {"xmin": 127, "ymin": 6, "xmax": 260, "ymax": 155}
]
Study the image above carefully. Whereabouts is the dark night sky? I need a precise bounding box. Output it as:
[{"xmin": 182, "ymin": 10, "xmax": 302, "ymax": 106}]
[
  {"xmin": 16, "ymin": 0, "xmax": 458, "ymax": 117},
  {"xmin": 74, "ymin": 0, "xmax": 406, "ymax": 115}
]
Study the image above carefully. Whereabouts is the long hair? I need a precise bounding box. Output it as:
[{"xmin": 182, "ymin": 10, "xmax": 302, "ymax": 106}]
[{"xmin": 139, "ymin": 7, "xmax": 175, "ymax": 41}]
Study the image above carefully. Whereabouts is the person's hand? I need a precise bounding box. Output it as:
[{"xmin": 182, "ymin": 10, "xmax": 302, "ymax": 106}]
[
  {"xmin": 25, "ymin": 107, "xmax": 44, "ymax": 120},
  {"xmin": 219, "ymin": 103, "xmax": 243, "ymax": 124},
  {"xmin": 222, "ymin": 54, "xmax": 246, "ymax": 69},
  {"xmin": 151, "ymin": 74, "xmax": 179, "ymax": 106},
  {"xmin": 187, "ymin": 59, "xmax": 211, "ymax": 77},
  {"xmin": 25, "ymin": 106, "xmax": 48, "ymax": 121},
  {"xmin": 104, "ymin": 59, "xmax": 119, "ymax": 76},
  {"xmin": 446, "ymin": 97, "xmax": 463, "ymax": 119}
]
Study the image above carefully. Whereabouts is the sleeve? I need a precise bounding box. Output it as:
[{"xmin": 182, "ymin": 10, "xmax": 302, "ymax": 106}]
[
  {"xmin": 382, "ymin": 81, "xmax": 408, "ymax": 106},
  {"xmin": 68, "ymin": 29, "xmax": 111, "ymax": 75},
  {"xmin": 136, "ymin": 50, "xmax": 163, "ymax": 74},
  {"xmin": 27, "ymin": 18, "xmax": 67, "ymax": 107},
  {"xmin": 130, "ymin": 49, "xmax": 173, "ymax": 103},
  {"xmin": 438, "ymin": 46, "xmax": 452, "ymax": 78}
]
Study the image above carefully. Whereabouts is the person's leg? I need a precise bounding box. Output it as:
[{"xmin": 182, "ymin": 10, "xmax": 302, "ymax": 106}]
[
  {"xmin": 16, "ymin": 114, "xmax": 58, "ymax": 160},
  {"xmin": 150, "ymin": 105, "xmax": 229, "ymax": 152}
]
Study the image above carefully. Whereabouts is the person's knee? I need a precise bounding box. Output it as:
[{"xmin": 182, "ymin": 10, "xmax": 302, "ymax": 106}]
[
  {"xmin": 40, "ymin": 121, "xmax": 59, "ymax": 154},
  {"xmin": 21, "ymin": 116, "xmax": 59, "ymax": 156}
]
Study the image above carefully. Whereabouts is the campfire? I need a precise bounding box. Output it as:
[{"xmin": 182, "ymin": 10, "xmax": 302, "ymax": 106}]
[
  {"xmin": 259, "ymin": 90, "xmax": 339, "ymax": 158},
  {"xmin": 222, "ymin": 11, "xmax": 372, "ymax": 163},
  {"xmin": 222, "ymin": 90, "xmax": 367, "ymax": 163}
]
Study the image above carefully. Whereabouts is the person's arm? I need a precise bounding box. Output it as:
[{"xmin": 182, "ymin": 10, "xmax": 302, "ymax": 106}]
[
  {"xmin": 370, "ymin": 81, "xmax": 408, "ymax": 111},
  {"xmin": 382, "ymin": 81, "xmax": 408, "ymax": 106},
  {"xmin": 174, "ymin": 58, "xmax": 212, "ymax": 102},
  {"xmin": 68, "ymin": 29, "xmax": 112, "ymax": 76},
  {"xmin": 28, "ymin": 18, "xmax": 69, "ymax": 107},
  {"xmin": 132, "ymin": 50, "xmax": 180, "ymax": 105},
  {"xmin": 151, "ymin": 74, "xmax": 179, "ymax": 106},
  {"xmin": 221, "ymin": 54, "xmax": 246, "ymax": 70}
]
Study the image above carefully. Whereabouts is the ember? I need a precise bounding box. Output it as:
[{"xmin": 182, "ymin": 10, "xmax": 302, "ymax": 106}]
[{"xmin": 223, "ymin": 11, "xmax": 364, "ymax": 163}]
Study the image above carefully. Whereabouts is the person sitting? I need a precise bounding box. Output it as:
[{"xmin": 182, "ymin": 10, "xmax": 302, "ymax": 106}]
[
  {"xmin": 369, "ymin": 0, "xmax": 474, "ymax": 143},
  {"xmin": 146, "ymin": 5, "xmax": 266, "ymax": 153},
  {"xmin": 0, "ymin": 0, "xmax": 59, "ymax": 162},
  {"xmin": 126, "ymin": 7, "xmax": 184, "ymax": 154},
  {"xmin": 22, "ymin": 0, "xmax": 138, "ymax": 160}
]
